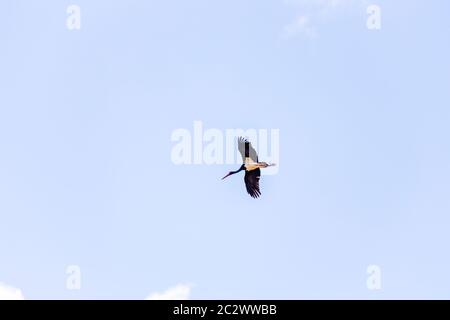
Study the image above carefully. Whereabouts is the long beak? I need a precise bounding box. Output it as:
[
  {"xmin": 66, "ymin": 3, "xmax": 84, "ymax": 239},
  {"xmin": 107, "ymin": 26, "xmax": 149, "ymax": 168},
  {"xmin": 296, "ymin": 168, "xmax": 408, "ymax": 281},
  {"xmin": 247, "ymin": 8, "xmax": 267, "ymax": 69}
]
[{"xmin": 221, "ymin": 173, "xmax": 232, "ymax": 180}]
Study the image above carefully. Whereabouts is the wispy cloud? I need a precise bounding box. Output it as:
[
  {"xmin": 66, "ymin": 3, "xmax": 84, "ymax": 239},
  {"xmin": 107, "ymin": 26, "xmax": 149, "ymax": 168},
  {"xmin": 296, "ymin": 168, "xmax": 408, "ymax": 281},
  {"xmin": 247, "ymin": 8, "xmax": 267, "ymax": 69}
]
[
  {"xmin": 282, "ymin": 0, "xmax": 367, "ymax": 39},
  {"xmin": 0, "ymin": 283, "xmax": 25, "ymax": 300},
  {"xmin": 146, "ymin": 283, "xmax": 192, "ymax": 300},
  {"xmin": 283, "ymin": 15, "xmax": 317, "ymax": 39},
  {"xmin": 285, "ymin": 0, "xmax": 361, "ymax": 10}
]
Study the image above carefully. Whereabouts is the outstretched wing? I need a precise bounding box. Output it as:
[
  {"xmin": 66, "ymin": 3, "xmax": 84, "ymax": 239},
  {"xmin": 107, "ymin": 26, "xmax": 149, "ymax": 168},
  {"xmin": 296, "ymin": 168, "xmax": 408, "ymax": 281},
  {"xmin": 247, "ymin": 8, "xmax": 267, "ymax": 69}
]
[
  {"xmin": 238, "ymin": 137, "xmax": 258, "ymax": 163},
  {"xmin": 244, "ymin": 169, "xmax": 261, "ymax": 198}
]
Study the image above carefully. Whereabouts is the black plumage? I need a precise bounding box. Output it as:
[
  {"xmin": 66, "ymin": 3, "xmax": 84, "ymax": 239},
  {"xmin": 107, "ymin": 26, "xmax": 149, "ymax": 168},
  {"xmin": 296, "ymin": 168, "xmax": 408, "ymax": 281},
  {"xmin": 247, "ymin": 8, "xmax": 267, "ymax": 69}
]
[
  {"xmin": 222, "ymin": 137, "xmax": 273, "ymax": 199},
  {"xmin": 244, "ymin": 168, "xmax": 261, "ymax": 198}
]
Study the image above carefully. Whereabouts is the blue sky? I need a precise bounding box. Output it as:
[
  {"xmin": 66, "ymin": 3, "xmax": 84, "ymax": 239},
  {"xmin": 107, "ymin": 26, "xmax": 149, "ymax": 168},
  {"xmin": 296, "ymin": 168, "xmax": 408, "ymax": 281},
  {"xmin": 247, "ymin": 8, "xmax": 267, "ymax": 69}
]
[{"xmin": 1, "ymin": 0, "xmax": 450, "ymax": 299}]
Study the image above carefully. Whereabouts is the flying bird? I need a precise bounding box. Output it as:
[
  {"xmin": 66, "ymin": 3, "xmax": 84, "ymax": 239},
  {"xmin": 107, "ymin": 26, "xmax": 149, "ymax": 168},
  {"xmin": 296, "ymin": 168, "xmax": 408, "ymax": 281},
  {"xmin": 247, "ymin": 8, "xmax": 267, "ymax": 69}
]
[{"xmin": 221, "ymin": 137, "xmax": 275, "ymax": 198}]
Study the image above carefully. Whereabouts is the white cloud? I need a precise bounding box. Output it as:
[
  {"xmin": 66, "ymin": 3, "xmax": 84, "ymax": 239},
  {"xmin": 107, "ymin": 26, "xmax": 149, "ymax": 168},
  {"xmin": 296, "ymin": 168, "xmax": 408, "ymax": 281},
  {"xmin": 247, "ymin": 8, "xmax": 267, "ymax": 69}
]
[
  {"xmin": 283, "ymin": 0, "xmax": 367, "ymax": 39},
  {"xmin": 146, "ymin": 283, "xmax": 192, "ymax": 300},
  {"xmin": 285, "ymin": 0, "xmax": 362, "ymax": 10},
  {"xmin": 0, "ymin": 283, "xmax": 25, "ymax": 300},
  {"xmin": 283, "ymin": 15, "xmax": 317, "ymax": 39}
]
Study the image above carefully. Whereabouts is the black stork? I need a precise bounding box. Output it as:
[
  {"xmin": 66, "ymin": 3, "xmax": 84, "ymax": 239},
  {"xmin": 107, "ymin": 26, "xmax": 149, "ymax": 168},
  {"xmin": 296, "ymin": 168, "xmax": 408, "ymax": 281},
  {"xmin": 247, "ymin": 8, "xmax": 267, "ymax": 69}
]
[{"xmin": 221, "ymin": 137, "xmax": 275, "ymax": 198}]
